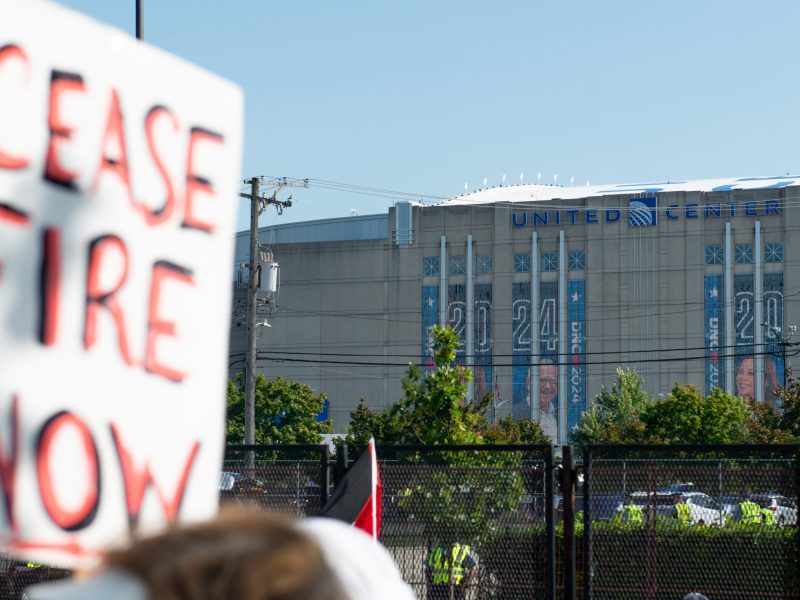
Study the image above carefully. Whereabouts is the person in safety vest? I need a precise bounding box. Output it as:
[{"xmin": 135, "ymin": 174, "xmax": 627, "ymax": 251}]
[
  {"xmin": 425, "ymin": 542, "xmax": 477, "ymax": 600},
  {"xmin": 673, "ymin": 495, "xmax": 691, "ymax": 525},
  {"xmin": 737, "ymin": 497, "xmax": 762, "ymax": 525},
  {"xmin": 614, "ymin": 496, "xmax": 643, "ymax": 525},
  {"xmin": 760, "ymin": 507, "xmax": 775, "ymax": 525}
]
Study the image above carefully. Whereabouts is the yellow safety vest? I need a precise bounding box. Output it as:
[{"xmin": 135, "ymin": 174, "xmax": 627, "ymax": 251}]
[
  {"xmin": 739, "ymin": 501, "xmax": 761, "ymax": 524},
  {"xmin": 675, "ymin": 503, "xmax": 691, "ymax": 524},
  {"xmin": 760, "ymin": 508, "xmax": 774, "ymax": 525},
  {"xmin": 615, "ymin": 504, "xmax": 643, "ymax": 525},
  {"xmin": 427, "ymin": 544, "xmax": 471, "ymax": 585}
]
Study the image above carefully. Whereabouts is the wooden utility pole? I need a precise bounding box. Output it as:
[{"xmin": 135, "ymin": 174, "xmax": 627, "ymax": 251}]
[
  {"xmin": 135, "ymin": 0, "xmax": 143, "ymax": 40},
  {"xmin": 244, "ymin": 177, "xmax": 260, "ymax": 447},
  {"xmin": 239, "ymin": 177, "xmax": 306, "ymax": 450}
]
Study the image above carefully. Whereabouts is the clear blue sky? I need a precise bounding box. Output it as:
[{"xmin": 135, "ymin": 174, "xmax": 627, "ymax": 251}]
[{"xmin": 57, "ymin": 1, "xmax": 800, "ymax": 232}]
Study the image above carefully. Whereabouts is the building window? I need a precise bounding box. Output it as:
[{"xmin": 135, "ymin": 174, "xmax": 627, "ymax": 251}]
[
  {"xmin": 705, "ymin": 245, "xmax": 723, "ymax": 265},
  {"xmin": 568, "ymin": 250, "xmax": 585, "ymax": 271},
  {"xmin": 476, "ymin": 254, "xmax": 492, "ymax": 274},
  {"xmin": 514, "ymin": 253, "xmax": 530, "ymax": 273},
  {"xmin": 423, "ymin": 256, "xmax": 440, "ymax": 276},
  {"xmin": 765, "ymin": 243, "xmax": 784, "ymax": 263},
  {"xmin": 449, "ymin": 255, "xmax": 466, "ymax": 275},
  {"xmin": 735, "ymin": 244, "xmax": 753, "ymax": 264},
  {"xmin": 542, "ymin": 251, "xmax": 558, "ymax": 272}
]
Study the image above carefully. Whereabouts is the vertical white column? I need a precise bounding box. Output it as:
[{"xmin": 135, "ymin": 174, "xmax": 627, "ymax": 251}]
[
  {"xmin": 724, "ymin": 223, "xmax": 734, "ymax": 394},
  {"xmin": 754, "ymin": 221, "xmax": 763, "ymax": 403},
  {"xmin": 531, "ymin": 231, "xmax": 540, "ymax": 422},
  {"xmin": 558, "ymin": 229, "xmax": 567, "ymax": 445},
  {"xmin": 439, "ymin": 236, "xmax": 447, "ymax": 326},
  {"xmin": 466, "ymin": 234, "xmax": 474, "ymax": 402}
]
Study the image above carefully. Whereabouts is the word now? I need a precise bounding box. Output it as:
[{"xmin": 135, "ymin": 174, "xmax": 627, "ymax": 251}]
[{"xmin": 0, "ymin": 395, "xmax": 200, "ymax": 552}]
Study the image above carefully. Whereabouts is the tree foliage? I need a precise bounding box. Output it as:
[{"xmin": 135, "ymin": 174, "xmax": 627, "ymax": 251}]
[
  {"xmin": 571, "ymin": 368, "xmax": 650, "ymax": 447},
  {"xmin": 226, "ymin": 376, "xmax": 332, "ymax": 444},
  {"xmin": 348, "ymin": 325, "xmax": 489, "ymax": 445},
  {"xmin": 347, "ymin": 324, "xmax": 549, "ymax": 446},
  {"xmin": 641, "ymin": 384, "xmax": 750, "ymax": 444},
  {"xmin": 484, "ymin": 416, "xmax": 550, "ymax": 444},
  {"xmin": 747, "ymin": 374, "xmax": 800, "ymax": 443},
  {"xmin": 347, "ymin": 400, "xmax": 406, "ymax": 446},
  {"xmin": 572, "ymin": 368, "xmax": 798, "ymax": 448},
  {"xmin": 347, "ymin": 325, "xmax": 528, "ymax": 543}
]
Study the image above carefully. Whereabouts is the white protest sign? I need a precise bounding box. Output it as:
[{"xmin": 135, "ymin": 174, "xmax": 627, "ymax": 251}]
[{"xmin": 0, "ymin": 0, "xmax": 242, "ymax": 566}]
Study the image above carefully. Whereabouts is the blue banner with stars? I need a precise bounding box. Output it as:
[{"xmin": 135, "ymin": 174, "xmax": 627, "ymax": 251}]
[
  {"xmin": 421, "ymin": 285, "xmax": 438, "ymax": 372},
  {"xmin": 704, "ymin": 274, "xmax": 724, "ymax": 394},
  {"xmin": 567, "ymin": 280, "xmax": 586, "ymax": 432}
]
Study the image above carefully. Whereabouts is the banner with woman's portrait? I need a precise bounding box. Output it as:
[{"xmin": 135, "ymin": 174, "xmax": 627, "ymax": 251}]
[{"xmin": 733, "ymin": 273, "xmax": 783, "ymax": 408}]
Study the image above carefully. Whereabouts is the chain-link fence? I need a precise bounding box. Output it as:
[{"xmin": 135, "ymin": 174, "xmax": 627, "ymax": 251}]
[
  {"xmin": 582, "ymin": 445, "xmax": 800, "ymax": 600},
  {"xmin": 0, "ymin": 559, "xmax": 70, "ymax": 600},
  {"xmin": 0, "ymin": 444, "xmax": 332, "ymax": 600},
  {"xmin": 221, "ymin": 444, "xmax": 331, "ymax": 517},
  {"xmin": 373, "ymin": 444, "xmax": 554, "ymax": 600},
  {"xmin": 2, "ymin": 443, "xmax": 798, "ymax": 600}
]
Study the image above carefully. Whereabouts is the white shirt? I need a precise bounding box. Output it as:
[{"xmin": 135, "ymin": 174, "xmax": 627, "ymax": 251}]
[{"xmin": 538, "ymin": 404, "xmax": 558, "ymax": 445}]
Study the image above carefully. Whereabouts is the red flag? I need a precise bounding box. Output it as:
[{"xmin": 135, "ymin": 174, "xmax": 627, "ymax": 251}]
[{"xmin": 321, "ymin": 438, "xmax": 381, "ymax": 540}]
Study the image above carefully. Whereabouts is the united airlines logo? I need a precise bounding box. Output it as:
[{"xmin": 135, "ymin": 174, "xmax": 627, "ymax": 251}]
[{"xmin": 629, "ymin": 197, "xmax": 657, "ymax": 227}]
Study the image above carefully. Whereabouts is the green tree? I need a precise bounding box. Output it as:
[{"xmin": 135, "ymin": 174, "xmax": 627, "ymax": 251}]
[
  {"xmin": 773, "ymin": 374, "xmax": 800, "ymax": 440},
  {"xmin": 347, "ymin": 325, "xmax": 524, "ymax": 543},
  {"xmin": 641, "ymin": 384, "xmax": 749, "ymax": 444},
  {"xmin": 484, "ymin": 416, "xmax": 550, "ymax": 444},
  {"xmin": 747, "ymin": 374, "xmax": 800, "ymax": 443},
  {"xmin": 226, "ymin": 376, "xmax": 332, "ymax": 444},
  {"xmin": 571, "ymin": 368, "xmax": 650, "ymax": 448},
  {"xmin": 347, "ymin": 399, "xmax": 406, "ymax": 446},
  {"xmin": 347, "ymin": 325, "xmax": 488, "ymax": 445}
]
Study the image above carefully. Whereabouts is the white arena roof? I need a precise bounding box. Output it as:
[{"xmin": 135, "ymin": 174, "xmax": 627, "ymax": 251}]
[{"xmin": 441, "ymin": 175, "xmax": 800, "ymax": 206}]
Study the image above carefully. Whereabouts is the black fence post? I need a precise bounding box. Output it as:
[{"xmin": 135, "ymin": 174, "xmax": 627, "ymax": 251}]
[
  {"xmin": 334, "ymin": 443, "xmax": 349, "ymax": 486},
  {"xmin": 562, "ymin": 445, "xmax": 576, "ymax": 600},
  {"xmin": 796, "ymin": 446, "xmax": 800, "ymax": 597},
  {"xmin": 545, "ymin": 444, "xmax": 556, "ymax": 600},
  {"xmin": 320, "ymin": 444, "xmax": 330, "ymax": 508},
  {"xmin": 582, "ymin": 445, "xmax": 592, "ymax": 600}
]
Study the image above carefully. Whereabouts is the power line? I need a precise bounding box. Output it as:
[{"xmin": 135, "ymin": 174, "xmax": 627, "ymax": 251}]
[
  {"xmin": 253, "ymin": 346, "xmax": 798, "ymax": 370},
  {"xmin": 233, "ymin": 340, "xmax": 800, "ymax": 361}
]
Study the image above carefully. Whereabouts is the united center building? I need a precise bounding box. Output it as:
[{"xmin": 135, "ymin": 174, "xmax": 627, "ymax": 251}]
[{"xmin": 229, "ymin": 175, "xmax": 799, "ymax": 440}]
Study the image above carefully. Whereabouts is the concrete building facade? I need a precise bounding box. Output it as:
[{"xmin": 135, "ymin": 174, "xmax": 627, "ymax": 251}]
[{"xmin": 229, "ymin": 176, "xmax": 799, "ymax": 439}]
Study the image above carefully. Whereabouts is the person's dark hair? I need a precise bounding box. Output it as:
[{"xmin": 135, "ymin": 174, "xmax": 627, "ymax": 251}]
[{"xmin": 104, "ymin": 509, "xmax": 347, "ymax": 600}]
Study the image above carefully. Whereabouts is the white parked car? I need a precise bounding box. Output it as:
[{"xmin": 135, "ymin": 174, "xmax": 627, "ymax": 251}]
[
  {"xmin": 680, "ymin": 492, "xmax": 725, "ymax": 526},
  {"xmin": 617, "ymin": 491, "xmax": 725, "ymax": 526},
  {"xmin": 750, "ymin": 493, "xmax": 798, "ymax": 526}
]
